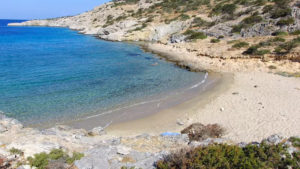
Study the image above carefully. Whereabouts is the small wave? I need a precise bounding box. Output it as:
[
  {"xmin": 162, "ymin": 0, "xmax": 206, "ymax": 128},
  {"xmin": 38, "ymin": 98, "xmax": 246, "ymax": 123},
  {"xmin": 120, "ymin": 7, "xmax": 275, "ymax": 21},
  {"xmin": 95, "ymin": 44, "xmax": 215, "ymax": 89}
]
[
  {"xmin": 83, "ymin": 96, "xmax": 168, "ymax": 120},
  {"xmin": 189, "ymin": 72, "xmax": 208, "ymax": 89},
  {"xmin": 83, "ymin": 72, "xmax": 209, "ymax": 121}
]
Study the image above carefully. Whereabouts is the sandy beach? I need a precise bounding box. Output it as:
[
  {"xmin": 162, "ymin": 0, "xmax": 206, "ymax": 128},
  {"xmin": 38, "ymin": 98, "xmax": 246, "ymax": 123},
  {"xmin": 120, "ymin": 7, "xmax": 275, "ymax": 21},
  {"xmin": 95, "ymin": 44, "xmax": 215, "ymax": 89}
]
[
  {"xmin": 102, "ymin": 42, "xmax": 300, "ymax": 142},
  {"xmin": 128, "ymin": 42, "xmax": 300, "ymax": 143},
  {"xmin": 40, "ymin": 41, "xmax": 300, "ymax": 143}
]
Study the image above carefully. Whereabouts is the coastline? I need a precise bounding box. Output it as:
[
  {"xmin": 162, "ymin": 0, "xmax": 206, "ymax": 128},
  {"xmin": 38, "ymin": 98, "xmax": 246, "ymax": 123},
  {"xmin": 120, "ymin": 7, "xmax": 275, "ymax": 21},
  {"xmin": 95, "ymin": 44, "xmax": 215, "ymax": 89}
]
[
  {"xmin": 64, "ymin": 71, "xmax": 218, "ymax": 131},
  {"xmin": 106, "ymin": 72, "xmax": 233, "ymax": 136},
  {"xmin": 2, "ymin": 22, "xmax": 300, "ymax": 166}
]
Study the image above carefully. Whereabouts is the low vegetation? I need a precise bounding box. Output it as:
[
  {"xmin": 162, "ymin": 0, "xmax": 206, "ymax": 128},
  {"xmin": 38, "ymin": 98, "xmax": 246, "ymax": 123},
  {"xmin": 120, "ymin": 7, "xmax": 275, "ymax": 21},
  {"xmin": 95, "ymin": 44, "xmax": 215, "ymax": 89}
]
[
  {"xmin": 243, "ymin": 45, "xmax": 270, "ymax": 56},
  {"xmin": 183, "ymin": 30, "xmax": 207, "ymax": 40},
  {"xmin": 9, "ymin": 148, "xmax": 23, "ymax": 155},
  {"xmin": 274, "ymin": 37, "xmax": 300, "ymax": 55},
  {"xmin": 156, "ymin": 139, "xmax": 300, "ymax": 169},
  {"xmin": 27, "ymin": 149, "xmax": 84, "ymax": 169},
  {"xmin": 277, "ymin": 17, "xmax": 295, "ymax": 26},
  {"xmin": 232, "ymin": 41, "xmax": 249, "ymax": 49},
  {"xmin": 211, "ymin": 38, "xmax": 220, "ymax": 43}
]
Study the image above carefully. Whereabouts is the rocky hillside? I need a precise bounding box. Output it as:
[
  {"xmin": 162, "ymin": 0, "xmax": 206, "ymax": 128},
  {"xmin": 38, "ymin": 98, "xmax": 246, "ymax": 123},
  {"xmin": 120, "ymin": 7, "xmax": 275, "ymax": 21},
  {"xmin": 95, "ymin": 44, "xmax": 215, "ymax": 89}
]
[
  {"xmin": 9, "ymin": 0, "xmax": 300, "ymax": 64},
  {"xmin": 9, "ymin": 0, "xmax": 300, "ymax": 41}
]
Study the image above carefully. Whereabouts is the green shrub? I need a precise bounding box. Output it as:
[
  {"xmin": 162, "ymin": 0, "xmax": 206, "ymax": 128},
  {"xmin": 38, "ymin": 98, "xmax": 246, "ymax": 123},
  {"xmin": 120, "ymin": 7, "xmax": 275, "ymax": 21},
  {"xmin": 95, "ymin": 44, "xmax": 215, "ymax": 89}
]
[
  {"xmin": 289, "ymin": 137, "xmax": 300, "ymax": 147},
  {"xmin": 254, "ymin": 0, "xmax": 266, "ymax": 6},
  {"xmin": 212, "ymin": 3, "xmax": 237, "ymax": 15},
  {"xmin": 274, "ymin": 37, "xmax": 300, "ymax": 54},
  {"xmin": 232, "ymin": 41, "xmax": 249, "ymax": 49},
  {"xmin": 271, "ymin": 37, "xmax": 286, "ymax": 42},
  {"xmin": 274, "ymin": 0, "xmax": 291, "ymax": 7},
  {"xmin": 258, "ymin": 41, "xmax": 272, "ymax": 47},
  {"xmin": 221, "ymin": 4, "xmax": 237, "ymax": 15},
  {"xmin": 66, "ymin": 152, "xmax": 85, "ymax": 164},
  {"xmin": 211, "ymin": 38, "xmax": 221, "ymax": 43},
  {"xmin": 184, "ymin": 30, "xmax": 207, "ymax": 40},
  {"xmin": 242, "ymin": 15, "xmax": 263, "ymax": 25},
  {"xmin": 232, "ymin": 24, "xmax": 245, "ymax": 33},
  {"xmin": 28, "ymin": 153, "xmax": 49, "ymax": 169},
  {"xmin": 9, "ymin": 148, "xmax": 23, "ymax": 155},
  {"xmin": 291, "ymin": 30, "xmax": 300, "ymax": 35},
  {"xmin": 272, "ymin": 31, "xmax": 289, "ymax": 36},
  {"xmin": 27, "ymin": 149, "xmax": 84, "ymax": 169},
  {"xmin": 179, "ymin": 14, "xmax": 190, "ymax": 21},
  {"xmin": 256, "ymin": 49, "xmax": 270, "ymax": 55},
  {"xmin": 277, "ymin": 17, "xmax": 295, "ymax": 26},
  {"xmin": 268, "ymin": 65, "xmax": 277, "ymax": 69},
  {"xmin": 49, "ymin": 149, "xmax": 65, "ymax": 160},
  {"xmin": 156, "ymin": 141, "xmax": 299, "ymax": 169},
  {"xmin": 262, "ymin": 5, "xmax": 273, "ymax": 14},
  {"xmin": 192, "ymin": 17, "xmax": 209, "ymax": 27},
  {"xmin": 243, "ymin": 45, "xmax": 269, "ymax": 55},
  {"xmin": 271, "ymin": 7, "xmax": 292, "ymax": 19}
]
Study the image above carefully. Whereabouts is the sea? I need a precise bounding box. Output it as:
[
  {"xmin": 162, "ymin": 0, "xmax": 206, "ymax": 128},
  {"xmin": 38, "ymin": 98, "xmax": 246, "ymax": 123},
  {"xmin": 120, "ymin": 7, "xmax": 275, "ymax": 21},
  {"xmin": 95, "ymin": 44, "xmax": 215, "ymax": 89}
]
[{"xmin": 0, "ymin": 19, "xmax": 206, "ymax": 127}]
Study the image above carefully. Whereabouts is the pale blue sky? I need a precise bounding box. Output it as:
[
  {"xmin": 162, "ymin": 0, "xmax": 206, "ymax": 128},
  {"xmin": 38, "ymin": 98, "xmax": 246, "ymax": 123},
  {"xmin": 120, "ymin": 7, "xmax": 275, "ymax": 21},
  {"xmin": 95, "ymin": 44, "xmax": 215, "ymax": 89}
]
[{"xmin": 0, "ymin": 0, "xmax": 110, "ymax": 20}]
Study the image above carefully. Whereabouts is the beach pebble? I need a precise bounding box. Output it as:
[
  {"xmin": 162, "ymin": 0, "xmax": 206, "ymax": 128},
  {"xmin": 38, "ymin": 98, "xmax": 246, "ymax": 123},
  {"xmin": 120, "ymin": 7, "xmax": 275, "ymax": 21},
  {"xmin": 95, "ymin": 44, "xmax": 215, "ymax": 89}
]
[
  {"xmin": 220, "ymin": 107, "xmax": 225, "ymax": 112},
  {"xmin": 232, "ymin": 92, "xmax": 239, "ymax": 95}
]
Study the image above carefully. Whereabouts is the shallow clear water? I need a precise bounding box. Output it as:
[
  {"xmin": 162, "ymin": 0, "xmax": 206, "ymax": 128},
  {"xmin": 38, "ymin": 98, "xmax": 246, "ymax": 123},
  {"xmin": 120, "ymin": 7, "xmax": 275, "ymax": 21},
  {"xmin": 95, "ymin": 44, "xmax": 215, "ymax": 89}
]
[{"xmin": 0, "ymin": 19, "xmax": 205, "ymax": 126}]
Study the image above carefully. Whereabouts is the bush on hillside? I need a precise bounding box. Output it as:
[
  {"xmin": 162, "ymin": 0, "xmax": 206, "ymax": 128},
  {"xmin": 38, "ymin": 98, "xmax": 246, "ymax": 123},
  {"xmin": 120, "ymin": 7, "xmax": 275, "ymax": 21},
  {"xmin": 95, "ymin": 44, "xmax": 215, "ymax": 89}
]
[
  {"xmin": 242, "ymin": 15, "xmax": 263, "ymax": 25},
  {"xmin": 212, "ymin": 3, "xmax": 237, "ymax": 15},
  {"xmin": 184, "ymin": 30, "xmax": 207, "ymax": 40},
  {"xmin": 243, "ymin": 45, "xmax": 270, "ymax": 56},
  {"xmin": 291, "ymin": 30, "xmax": 300, "ymax": 35},
  {"xmin": 231, "ymin": 25, "xmax": 244, "ymax": 33},
  {"xmin": 274, "ymin": 37, "xmax": 300, "ymax": 54},
  {"xmin": 277, "ymin": 17, "xmax": 295, "ymax": 26},
  {"xmin": 156, "ymin": 141, "xmax": 300, "ymax": 169},
  {"xmin": 271, "ymin": 7, "xmax": 292, "ymax": 19},
  {"xmin": 192, "ymin": 17, "xmax": 209, "ymax": 27},
  {"xmin": 211, "ymin": 38, "xmax": 221, "ymax": 43},
  {"xmin": 232, "ymin": 41, "xmax": 249, "ymax": 49},
  {"xmin": 272, "ymin": 31, "xmax": 289, "ymax": 36}
]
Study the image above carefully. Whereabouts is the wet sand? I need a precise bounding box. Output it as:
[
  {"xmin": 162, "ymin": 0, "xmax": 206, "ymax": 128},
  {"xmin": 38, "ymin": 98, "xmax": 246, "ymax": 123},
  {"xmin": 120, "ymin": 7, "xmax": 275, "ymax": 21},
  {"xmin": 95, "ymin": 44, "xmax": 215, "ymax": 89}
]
[{"xmin": 65, "ymin": 72, "xmax": 232, "ymax": 132}]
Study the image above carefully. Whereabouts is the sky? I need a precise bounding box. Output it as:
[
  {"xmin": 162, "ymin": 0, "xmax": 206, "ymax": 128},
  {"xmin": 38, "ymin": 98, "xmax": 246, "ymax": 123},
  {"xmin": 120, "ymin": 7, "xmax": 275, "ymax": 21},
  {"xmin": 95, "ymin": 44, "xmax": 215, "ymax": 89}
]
[{"xmin": 0, "ymin": 0, "xmax": 111, "ymax": 20}]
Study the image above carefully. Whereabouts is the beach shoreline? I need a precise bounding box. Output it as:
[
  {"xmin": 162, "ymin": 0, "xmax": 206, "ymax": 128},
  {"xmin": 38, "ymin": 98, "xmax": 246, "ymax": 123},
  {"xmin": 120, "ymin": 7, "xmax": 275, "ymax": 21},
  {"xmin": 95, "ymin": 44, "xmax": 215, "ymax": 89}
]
[{"xmin": 64, "ymin": 72, "xmax": 224, "ymax": 131}]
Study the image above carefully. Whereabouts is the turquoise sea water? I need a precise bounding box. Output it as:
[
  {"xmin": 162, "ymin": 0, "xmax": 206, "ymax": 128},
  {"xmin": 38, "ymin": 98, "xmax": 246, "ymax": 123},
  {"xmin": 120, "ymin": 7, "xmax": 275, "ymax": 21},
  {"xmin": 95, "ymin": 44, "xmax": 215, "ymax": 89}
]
[{"xmin": 0, "ymin": 19, "xmax": 205, "ymax": 126}]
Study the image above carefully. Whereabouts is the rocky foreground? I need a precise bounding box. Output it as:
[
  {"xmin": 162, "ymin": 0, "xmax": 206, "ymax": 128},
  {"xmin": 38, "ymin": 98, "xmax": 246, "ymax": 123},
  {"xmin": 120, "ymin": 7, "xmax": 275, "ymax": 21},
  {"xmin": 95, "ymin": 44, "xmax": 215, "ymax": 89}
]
[{"xmin": 1, "ymin": 113, "xmax": 299, "ymax": 169}]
